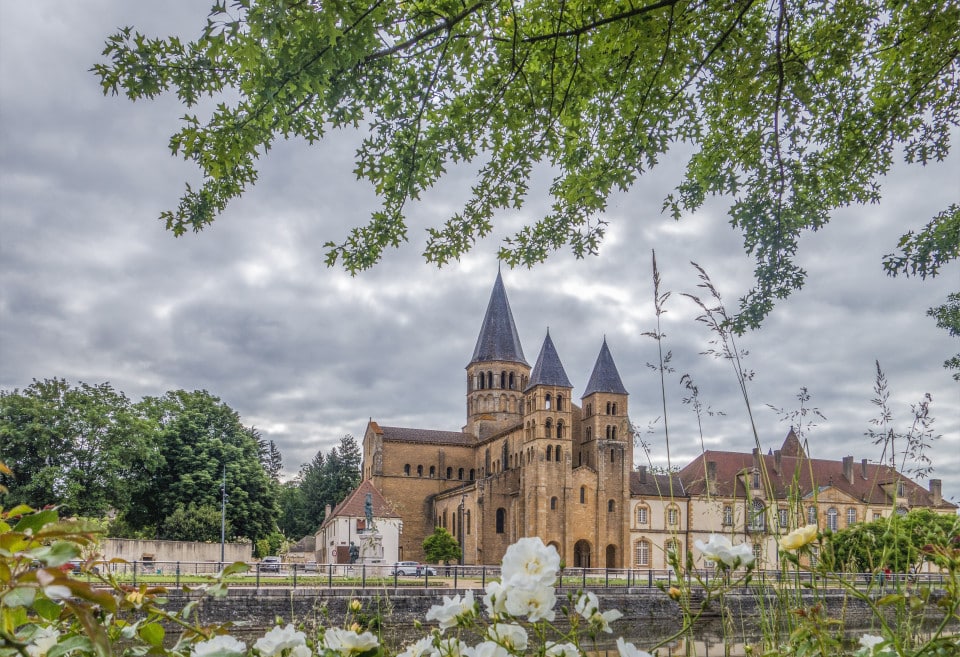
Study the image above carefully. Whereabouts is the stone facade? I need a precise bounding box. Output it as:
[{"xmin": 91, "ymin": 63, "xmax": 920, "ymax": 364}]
[{"xmin": 357, "ymin": 274, "xmax": 956, "ymax": 569}]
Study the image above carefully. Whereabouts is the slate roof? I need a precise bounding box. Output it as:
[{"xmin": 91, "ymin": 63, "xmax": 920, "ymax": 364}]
[
  {"xmin": 378, "ymin": 425, "xmax": 475, "ymax": 447},
  {"xmin": 525, "ymin": 330, "xmax": 572, "ymax": 390},
  {"xmin": 470, "ymin": 272, "xmax": 528, "ymax": 365},
  {"xmin": 678, "ymin": 433, "xmax": 955, "ymax": 510},
  {"xmin": 583, "ymin": 338, "xmax": 628, "ymax": 396},
  {"xmin": 630, "ymin": 468, "xmax": 686, "ymax": 498},
  {"xmin": 320, "ymin": 480, "xmax": 401, "ymax": 530}
]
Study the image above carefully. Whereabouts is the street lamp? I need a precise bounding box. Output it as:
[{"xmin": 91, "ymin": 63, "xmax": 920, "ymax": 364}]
[
  {"xmin": 459, "ymin": 491, "xmax": 466, "ymax": 566},
  {"xmin": 220, "ymin": 462, "xmax": 227, "ymax": 566}
]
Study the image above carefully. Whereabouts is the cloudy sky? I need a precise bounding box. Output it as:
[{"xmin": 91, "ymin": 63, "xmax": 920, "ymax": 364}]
[{"xmin": 2, "ymin": 3, "xmax": 957, "ymax": 503}]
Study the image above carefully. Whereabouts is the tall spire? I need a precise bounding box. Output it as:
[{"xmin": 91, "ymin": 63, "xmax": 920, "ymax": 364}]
[
  {"xmin": 583, "ymin": 338, "xmax": 628, "ymax": 396},
  {"xmin": 470, "ymin": 272, "xmax": 528, "ymax": 365},
  {"xmin": 525, "ymin": 330, "xmax": 572, "ymax": 390}
]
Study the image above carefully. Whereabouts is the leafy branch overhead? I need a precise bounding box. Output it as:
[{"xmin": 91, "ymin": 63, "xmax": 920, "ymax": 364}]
[{"xmin": 93, "ymin": 0, "xmax": 959, "ymax": 330}]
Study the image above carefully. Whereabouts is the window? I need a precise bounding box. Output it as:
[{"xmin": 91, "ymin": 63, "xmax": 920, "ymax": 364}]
[
  {"xmin": 827, "ymin": 507, "xmax": 838, "ymax": 531},
  {"xmin": 550, "ymin": 497, "xmax": 558, "ymax": 511},
  {"xmin": 608, "ymin": 499, "xmax": 615, "ymax": 513},
  {"xmin": 404, "ymin": 464, "xmax": 411, "ymax": 476},
  {"xmin": 417, "ymin": 465, "xmax": 423, "ymax": 477},
  {"xmin": 555, "ymin": 445, "xmax": 561, "ymax": 461},
  {"xmin": 586, "ymin": 427, "xmax": 592, "ymax": 441},
  {"xmin": 586, "ymin": 403, "xmax": 592, "ymax": 417},
  {"xmin": 778, "ymin": 508, "xmax": 789, "ymax": 529},
  {"xmin": 458, "ymin": 468, "xmax": 464, "ymax": 480},
  {"xmin": 749, "ymin": 500, "xmax": 765, "ymax": 532},
  {"xmin": 752, "ymin": 543, "xmax": 762, "ymax": 565},
  {"xmin": 509, "ymin": 372, "xmax": 515, "ymax": 389},
  {"xmin": 667, "ymin": 505, "xmax": 680, "ymax": 526},
  {"xmin": 846, "ymin": 508, "xmax": 857, "ymax": 526},
  {"xmin": 611, "ymin": 449, "xmax": 616, "ymax": 462},
  {"xmin": 545, "ymin": 393, "xmax": 552, "ymax": 410},
  {"xmin": 496, "ymin": 508, "xmax": 506, "ymax": 534},
  {"xmin": 873, "ymin": 511, "xmax": 882, "ymax": 521},
  {"xmin": 606, "ymin": 402, "xmax": 612, "ymax": 414},
  {"xmin": 636, "ymin": 506, "xmax": 649, "ymax": 525},
  {"xmin": 429, "ymin": 466, "xmax": 436, "ymax": 478},
  {"xmin": 546, "ymin": 445, "xmax": 553, "ymax": 461},
  {"xmin": 723, "ymin": 505, "xmax": 733, "ymax": 526},
  {"xmin": 897, "ymin": 481, "xmax": 905, "ymax": 497},
  {"xmin": 752, "ymin": 471, "xmax": 761, "ymax": 489},
  {"xmin": 635, "ymin": 540, "xmax": 650, "ymax": 567},
  {"xmin": 611, "ymin": 426, "xmax": 617, "ymax": 440},
  {"xmin": 612, "ymin": 402, "xmax": 618, "ymax": 415},
  {"xmin": 557, "ymin": 422, "xmax": 564, "ymax": 439},
  {"xmin": 808, "ymin": 506, "xmax": 817, "ymax": 525},
  {"xmin": 557, "ymin": 395, "xmax": 563, "ymax": 411},
  {"xmin": 446, "ymin": 467, "xmax": 453, "ymax": 479},
  {"xmin": 470, "ymin": 469, "xmax": 475, "ymax": 480},
  {"xmin": 580, "ymin": 487, "xmax": 586, "ymax": 504}
]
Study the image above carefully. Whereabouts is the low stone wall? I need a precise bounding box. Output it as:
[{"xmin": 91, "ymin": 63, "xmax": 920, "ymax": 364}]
[
  {"xmin": 160, "ymin": 586, "xmax": 924, "ymax": 645},
  {"xmin": 103, "ymin": 538, "xmax": 252, "ymax": 564}
]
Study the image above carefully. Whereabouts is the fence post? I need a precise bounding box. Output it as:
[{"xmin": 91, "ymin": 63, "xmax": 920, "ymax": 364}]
[
  {"xmin": 454, "ymin": 566, "xmax": 458, "ymax": 589},
  {"xmin": 293, "ymin": 563, "xmax": 298, "ymax": 589},
  {"xmin": 362, "ymin": 564, "xmax": 366, "ymax": 589},
  {"xmin": 176, "ymin": 562, "xmax": 181, "ymax": 588},
  {"xmin": 648, "ymin": 570, "xmax": 652, "ymax": 587},
  {"xmin": 482, "ymin": 566, "xmax": 486, "ymax": 589},
  {"xmin": 328, "ymin": 563, "xmax": 333, "ymax": 589},
  {"xmin": 256, "ymin": 563, "xmax": 260, "ymax": 590}
]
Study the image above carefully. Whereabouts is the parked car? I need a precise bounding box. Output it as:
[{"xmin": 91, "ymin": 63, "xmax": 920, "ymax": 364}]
[
  {"xmin": 391, "ymin": 561, "xmax": 421, "ymax": 576},
  {"xmin": 260, "ymin": 556, "xmax": 282, "ymax": 573},
  {"xmin": 302, "ymin": 561, "xmax": 318, "ymax": 572},
  {"xmin": 419, "ymin": 564, "xmax": 438, "ymax": 576}
]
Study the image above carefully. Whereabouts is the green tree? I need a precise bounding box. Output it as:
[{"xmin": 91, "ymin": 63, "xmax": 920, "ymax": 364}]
[
  {"xmin": 0, "ymin": 379, "xmax": 158, "ymax": 517},
  {"xmin": 131, "ymin": 389, "xmax": 278, "ymax": 543},
  {"xmin": 824, "ymin": 510, "xmax": 960, "ymax": 573},
  {"xmin": 927, "ymin": 291, "xmax": 960, "ymax": 381},
  {"xmin": 276, "ymin": 478, "xmax": 310, "ymax": 540},
  {"xmin": 423, "ymin": 527, "xmax": 462, "ymax": 566},
  {"xmin": 93, "ymin": 0, "xmax": 958, "ymax": 331},
  {"xmin": 296, "ymin": 434, "xmax": 362, "ymax": 537},
  {"xmin": 160, "ymin": 503, "xmax": 226, "ymax": 543}
]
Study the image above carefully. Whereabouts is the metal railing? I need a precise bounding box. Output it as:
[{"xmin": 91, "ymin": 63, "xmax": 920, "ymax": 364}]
[{"xmin": 75, "ymin": 560, "xmax": 949, "ymax": 592}]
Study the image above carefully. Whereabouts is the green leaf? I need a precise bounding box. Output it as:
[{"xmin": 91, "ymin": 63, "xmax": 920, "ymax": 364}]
[
  {"xmin": 13, "ymin": 509, "xmax": 59, "ymax": 535},
  {"xmin": 33, "ymin": 597, "xmax": 63, "ymax": 621},
  {"xmin": 2, "ymin": 585, "xmax": 36, "ymax": 607},
  {"xmin": 137, "ymin": 622, "xmax": 165, "ymax": 647}
]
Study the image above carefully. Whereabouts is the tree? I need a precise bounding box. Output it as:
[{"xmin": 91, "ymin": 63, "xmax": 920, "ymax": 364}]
[
  {"xmin": 927, "ymin": 291, "xmax": 960, "ymax": 380},
  {"xmin": 423, "ymin": 527, "xmax": 462, "ymax": 566},
  {"xmin": 0, "ymin": 379, "xmax": 158, "ymax": 517},
  {"xmin": 296, "ymin": 434, "xmax": 362, "ymax": 538},
  {"xmin": 131, "ymin": 389, "xmax": 279, "ymax": 543},
  {"xmin": 93, "ymin": 1, "xmax": 958, "ymax": 331},
  {"xmin": 160, "ymin": 503, "xmax": 226, "ymax": 543}
]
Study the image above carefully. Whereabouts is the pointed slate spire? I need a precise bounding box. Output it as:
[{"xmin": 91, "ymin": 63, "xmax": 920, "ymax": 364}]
[
  {"xmin": 525, "ymin": 330, "xmax": 572, "ymax": 390},
  {"xmin": 470, "ymin": 272, "xmax": 528, "ymax": 365},
  {"xmin": 583, "ymin": 338, "xmax": 628, "ymax": 396}
]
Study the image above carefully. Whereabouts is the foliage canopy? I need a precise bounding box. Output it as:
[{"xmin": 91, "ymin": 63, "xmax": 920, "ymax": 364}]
[{"xmin": 93, "ymin": 0, "xmax": 959, "ymax": 330}]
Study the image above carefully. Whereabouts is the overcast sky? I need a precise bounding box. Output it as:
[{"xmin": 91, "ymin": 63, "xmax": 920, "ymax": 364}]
[{"xmin": 2, "ymin": 3, "xmax": 957, "ymax": 504}]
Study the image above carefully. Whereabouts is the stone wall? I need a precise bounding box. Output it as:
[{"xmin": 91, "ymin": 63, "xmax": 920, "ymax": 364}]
[{"xmin": 102, "ymin": 538, "xmax": 252, "ymax": 564}]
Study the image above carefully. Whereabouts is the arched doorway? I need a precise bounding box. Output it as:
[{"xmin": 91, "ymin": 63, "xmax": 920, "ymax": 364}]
[
  {"xmin": 573, "ymin": 540, "xmax": 591, "ymax": 568},
  {"xmin": 605, "ymin": 544, "xmax": 616, "ymax": 569}
]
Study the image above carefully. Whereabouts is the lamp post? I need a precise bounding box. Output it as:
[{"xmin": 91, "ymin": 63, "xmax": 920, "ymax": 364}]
[
  {"xmin": 220, "ymin": 462, "xmax": 227, "ymax": 565},
  {"xmin": 459, "ymin": 491, "xmax": 466, "ymax": 566}
]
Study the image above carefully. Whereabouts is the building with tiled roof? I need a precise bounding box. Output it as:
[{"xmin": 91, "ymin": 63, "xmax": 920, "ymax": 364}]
[
  {"xmin": 678, "ymin": 429, "xmax": 956, "ymax": 571},
  {"xmin": 316, "ymin": 480, "xmax": 402, "ymax": 565}
]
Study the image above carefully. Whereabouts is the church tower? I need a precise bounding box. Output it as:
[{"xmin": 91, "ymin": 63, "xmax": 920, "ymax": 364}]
[
  {"xmin": 520, "ymin": 330, "xmax": 574, "ymax": 542},
  {"xmin": 581, "ymin": 338, "xmax": 632, "ymax": 567},
  {"xmin": 465, "ymin": 272, "xmax": 530, "ymax": 439}
]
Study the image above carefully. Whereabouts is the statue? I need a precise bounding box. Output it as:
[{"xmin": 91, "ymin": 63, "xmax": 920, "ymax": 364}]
[
  {"xmin": 348, "ymin": 541, "xmax": 359, "ymax": 564},
  {"xmin": 364, "ymin": 492, "xmax": 375, "ymax": 530}
]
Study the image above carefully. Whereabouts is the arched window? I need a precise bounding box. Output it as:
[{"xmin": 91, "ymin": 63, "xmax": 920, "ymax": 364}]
[
  {"xmin": 580, "ymin": 486, "xmax": 587, "ymax": 504},
  {"xmin": 487, "ymin": 371, "xmax": 493, "ymax": 389},
  {"xmin": 636, "ymin": 505, "xmax": 649, "ymax": 525},
  {"xmin": 586, "ymin": 427, "xmax": 592, "ymax": 441},
  {"xmin": 611, "ymin": 426, "xmax": 617, "ymax": 440},
  {"xmin": 546, "ymin": 445, "xmax": 553, "ymax": 461},
  {"xmin": 557, "ymin": 395, "xmax": 563, "ymax": 411},
  {"xmin": 545, "ymin": 419, "xmax": 553, "ymax": 437},
  {"xmin": 404, "ymin": 464, "xmax": 411, "ymax": 476},
  {"xmin": 635, "ymin": 540, "xmax": 650, "ymax": 567},
  {"xmin": 606, "ymin": 401, "xmax": 612, "ymax": 414},
  {"xmin": 501, "ymin": 371, "xmax": 507, "ymax": 388},
  {"xmin": 586, "ymin": 403, "xmax": 592, "ymax": 416},
  {"xmin": 417, "ymin": 465, "xmax": 423, "ymax": 477},
  {"xmin": 778, "ymin": 508, "xmax": 789, "ymax": 528},
  {"xmin": 608, "ymin": 499, "xmax": 615, "ymax": 513},
  {"xmin": 752, "ymin": 471, "xmax": 761, "ymax": 489},
  {"xmin": 446, "ymin": 467, "xmax": 453, "ymax": 479},
  {"xmin": 750, "ymin": 500, "xmax": 765, "ymax": 531},
  {"xmin": 605, "ymin": 425, "xmax": 611, "ymax": 439},
  {"xmin": 442, "ymin": 510, "xmax": 447, "ymax": 528},
  {"xmin": 429, "ymin": 466, "xmax": 436, "ymax": 478},
  {"xmin": 509, "ymin": 372, "xmax": 515, "ymax": 389},
  {"xmin": 846, "ymin": 508, "xmax": 857, "ymax": 526},
  {"xmin": 478, "ymin": 373, "xmax": 485, "ymax": 390},
  {"xmin": 808, "ymin": 505, "xmax": 817, "ymax": 525},
  {"xmin": 470, "ymin": 469, "xmax": 475, "ymax": 480},
  {"xmin": 545, "ymin": 393, "xmax": 552, "ymax": 409},
  {"xmin": 723, "ymin": 505, "xmax": 733, "ymax": 526},
  {"xmin": 496, "ymin": 508, "xmax": 506, "ymax": 534},
  {"xmin": 550, "ymin": 497, "xmax": 558, "ymax": 510},
  {"xmin": 612, "ymin": 402, "xmax": 617, "ymax": 415},
  {"xmin": 556, "ymin": 422, "xmax": 564, "ymax": 439},
  {"xmin": 458, "ymin": 468, "xmax": 464, "ymax": 480},
  {"xmin": 827, "ymin": 507, "xmax": 838, "ymax": 531},
  {"xmin": 555, "ymin": 445, "xmax": 561, "ymax": 461},
  {"xmin": 667, "ymin": 504, "xmax": 680, "ymax": 527}
]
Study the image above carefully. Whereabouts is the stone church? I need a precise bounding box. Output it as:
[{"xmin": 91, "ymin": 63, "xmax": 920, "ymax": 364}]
[{"xmin": 361, "ymin": 272, "xmax": 637, "ymax": 567}]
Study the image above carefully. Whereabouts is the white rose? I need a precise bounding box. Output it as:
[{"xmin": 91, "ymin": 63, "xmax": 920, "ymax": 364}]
[
  {"xmin": 616, "ymin": 638, "xmax": 653, "ymax": 657},
  {"xmin": 502, "ymin": 583, "xmax": 556, "ymax": 622},
  {"xmin": 500, "ymin": 537, "xmax": 560, "ymax": 589},
  {"xmin": 254, "ymin": 624, "xmax": 307, "ymax": 657},
  {"xmin": 193, "ymin": 635, "xmax": 247, "ymax": 657},
  {"xmin": 426, "ymin": 591, "xmax": 476, "ymax": 632},
  {"xmin": 323, "ymin": 628, "xmax": 380, "ymax": 656}
]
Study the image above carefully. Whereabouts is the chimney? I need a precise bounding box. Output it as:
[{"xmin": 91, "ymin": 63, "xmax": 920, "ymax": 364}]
[
  {"xmin": 325, "ymin": 504, "xmax": 332, "ymax": 519},
  {"xmin": 930, "ymin": 479, "xmax": 943, "ymax": 506},
  {"xmin": 861, "ymin": 459, "xmax": 868, "ymax": 479},
  {"xmin": 842, "ymin": 456, "xmax": 854, "ymax": 484},
  {"xmin": 752, "ymin": 447, "xmax": 761, "ymax": 470},
  {"xmin": 774, "ymin": 450, "xmax": 782, "ymax": 473},
  {"xmin": 638, "ymin": 465, "xmax": 647, "ymax": 484},
  {"xmin": 706, "ymin": 461, "xmax": 718, "ymax": 496}
]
